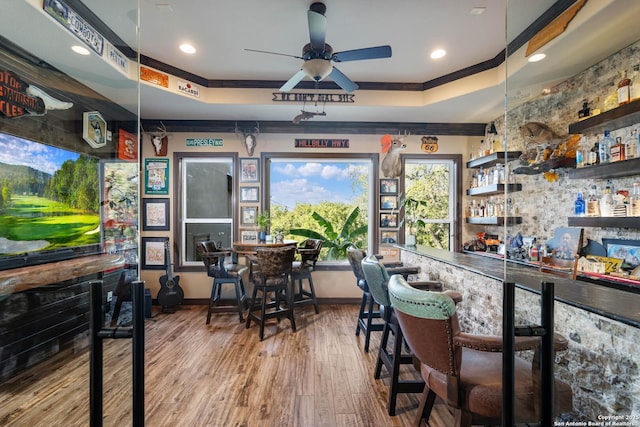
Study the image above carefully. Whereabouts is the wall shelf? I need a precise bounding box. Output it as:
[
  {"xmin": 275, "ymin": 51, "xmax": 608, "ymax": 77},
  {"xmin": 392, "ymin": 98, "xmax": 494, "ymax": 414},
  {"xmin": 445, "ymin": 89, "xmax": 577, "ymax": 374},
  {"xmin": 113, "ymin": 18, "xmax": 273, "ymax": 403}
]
[
  {"xmin": 466, "ymin": 216, "xmax": 522, "ymax": 225},
  {"xmin": 466, "ymin": 151, "xmax": 522, "ymax": 169},
  {"xmin": 567, "ymin": 216, "xmax": 640, "ymax": 228},
  {"xmin": 567, "ymin": 157, "xmax": 640, "ymax": 179},
  {"xmin": 466, "ymin": 183, "xmax": 522, "ymax": 196},
  {"xmin": 568, "ymin": 98, "xmax": 640, "ymax": 135}
]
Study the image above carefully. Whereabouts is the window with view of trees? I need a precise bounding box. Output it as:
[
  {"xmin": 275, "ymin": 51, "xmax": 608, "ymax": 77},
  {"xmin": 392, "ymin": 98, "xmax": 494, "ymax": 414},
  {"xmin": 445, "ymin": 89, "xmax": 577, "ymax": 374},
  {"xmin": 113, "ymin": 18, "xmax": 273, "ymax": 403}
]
[
  {"xmin": 402, "ymin": 157, "xmax": 459, "ymax": 250},
  {"xmin": 265, "ymin": 155, "xmax": 374, "ymax": 262}
]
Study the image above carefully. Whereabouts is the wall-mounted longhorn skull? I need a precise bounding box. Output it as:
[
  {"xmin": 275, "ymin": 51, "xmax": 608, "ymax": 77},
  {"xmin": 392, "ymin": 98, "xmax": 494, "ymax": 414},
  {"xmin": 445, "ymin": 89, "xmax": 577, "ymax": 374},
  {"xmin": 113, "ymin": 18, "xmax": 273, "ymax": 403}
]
[
  {"xmin": 235, "ymin": 122, "xmax": 260, "ymax": 157},
  {"xmin": 148, "ymin": 122, "xmax": 168, "ymax": 156}
]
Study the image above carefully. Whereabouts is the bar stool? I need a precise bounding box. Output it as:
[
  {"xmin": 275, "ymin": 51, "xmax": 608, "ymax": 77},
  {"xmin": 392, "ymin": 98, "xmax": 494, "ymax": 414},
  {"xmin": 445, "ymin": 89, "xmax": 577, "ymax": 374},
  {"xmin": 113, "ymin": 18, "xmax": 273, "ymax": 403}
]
[
  {"xmin": 347, "ymin": 246, "xmax": 421, "ymax": 352},
  {"xmin": 197, "ymin": 241, "xmax": 248, "ymax": 323},
  {"xmin": 361, "ymin": 254, "xmax": 447, "ymax": 415},
  {"xmin": 291, "ymin": 238, "xmax": 323, "ymax": 313},
  {"xmin": 245, "ymin": 246, "xmax": 297, "ymax": 340}
]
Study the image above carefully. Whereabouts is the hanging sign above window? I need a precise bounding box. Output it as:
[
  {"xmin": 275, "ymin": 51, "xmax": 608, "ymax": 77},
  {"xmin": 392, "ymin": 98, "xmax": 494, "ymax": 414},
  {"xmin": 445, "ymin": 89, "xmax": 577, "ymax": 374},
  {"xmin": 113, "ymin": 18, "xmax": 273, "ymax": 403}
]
[
  {"xmin": 272, "ymin": 93, "xmax": 354, "ymax": 103},
  {"xmin": 295, "ymin": 139, "xmax": 349, "ymax": 148}
]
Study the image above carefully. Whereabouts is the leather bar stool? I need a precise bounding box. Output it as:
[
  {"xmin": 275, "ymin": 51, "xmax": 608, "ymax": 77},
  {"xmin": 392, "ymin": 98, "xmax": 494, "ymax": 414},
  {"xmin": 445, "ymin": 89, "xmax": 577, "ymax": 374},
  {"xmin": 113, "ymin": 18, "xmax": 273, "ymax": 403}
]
[
  {"xmin": 197, "ymin": 241, "xmax": 248, "ymax": 323},
  {"xmin": 245, "ymin": 246, "xmax": 297, "ymax": 340}
]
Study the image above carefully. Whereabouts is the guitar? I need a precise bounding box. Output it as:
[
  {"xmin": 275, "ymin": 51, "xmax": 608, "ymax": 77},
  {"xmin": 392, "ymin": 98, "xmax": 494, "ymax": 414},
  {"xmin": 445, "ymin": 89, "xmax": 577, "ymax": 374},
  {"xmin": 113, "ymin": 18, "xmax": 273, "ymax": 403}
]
[{"xmin": 157, "ymin": 241, "xmax": 184, "ymax": 313}]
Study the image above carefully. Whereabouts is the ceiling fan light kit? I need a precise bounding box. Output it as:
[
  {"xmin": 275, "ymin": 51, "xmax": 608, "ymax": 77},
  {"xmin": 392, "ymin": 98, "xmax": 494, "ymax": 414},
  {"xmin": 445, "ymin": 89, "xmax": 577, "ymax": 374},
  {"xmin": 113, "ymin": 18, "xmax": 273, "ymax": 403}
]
[{"xmin": 246, "ymin": 2, "xmax": 392, "ymax": 93}]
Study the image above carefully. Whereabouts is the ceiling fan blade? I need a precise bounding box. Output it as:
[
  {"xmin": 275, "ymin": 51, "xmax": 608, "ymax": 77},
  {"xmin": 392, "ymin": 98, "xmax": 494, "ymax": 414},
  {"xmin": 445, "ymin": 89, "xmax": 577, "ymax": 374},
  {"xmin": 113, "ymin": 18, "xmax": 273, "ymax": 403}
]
[
  {"xmin": 245, "ymin": 48, "xmax": 303, "ymax": 60},
  {"xmin": 332, "ymin": 45, "xmax": 392, "ymax": 62},
  {"xmin": 308, "ymin": 9, "xmax": 326, "ymax": 51},
  {"xmin": 329, "ymin": 67, "xmax": 358, "ymax": 93},
  {"xmin": 280, "ymin": 69, "xmax": 307, "ymax": 92}
]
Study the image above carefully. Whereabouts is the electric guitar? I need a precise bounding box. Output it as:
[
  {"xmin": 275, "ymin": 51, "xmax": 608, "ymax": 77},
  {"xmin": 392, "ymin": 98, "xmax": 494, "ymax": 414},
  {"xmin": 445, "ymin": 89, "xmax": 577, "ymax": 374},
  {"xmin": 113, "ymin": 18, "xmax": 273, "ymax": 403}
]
[{"xmin": 157, "ymin": 241, "xmax": 184, "ymax": 313}]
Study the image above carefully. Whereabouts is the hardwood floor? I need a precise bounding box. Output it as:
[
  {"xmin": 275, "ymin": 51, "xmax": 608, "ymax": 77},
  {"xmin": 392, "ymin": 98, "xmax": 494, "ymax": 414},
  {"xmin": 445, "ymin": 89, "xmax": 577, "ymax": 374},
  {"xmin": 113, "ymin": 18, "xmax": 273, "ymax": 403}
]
[{"xmin": 0, "ymin": 304, "xmax": 454, "ymax": 427}]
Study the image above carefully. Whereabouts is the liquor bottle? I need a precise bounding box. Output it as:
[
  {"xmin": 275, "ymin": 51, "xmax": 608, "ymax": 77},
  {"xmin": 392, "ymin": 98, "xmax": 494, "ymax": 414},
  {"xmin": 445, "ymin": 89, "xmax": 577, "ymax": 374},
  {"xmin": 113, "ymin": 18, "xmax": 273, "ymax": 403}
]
[
  {"xmin": 588, "ymin": 138, "xmax": 600, "ymax": 166},
  {"xmin": 631, "ymin": 65, "xmax": 640, "ymax": 102},
  {"xmin": 586, "ymin": 185, "xmax": 601, "ymax": 217},
  {"xmin": 610, "ymin": 136, "xmax": 626, "ymax": 162},
  {"xmin": 598, "ymin": 131, "xmax": 614, "ymax": 164},
  {"xmin": 600, "ymin": 185, "xmax": 615, "ymax": 217},
  {"xmin": 575, "ymin": 136, "xmax": 589, "ymax": 168},
  {"xmin": 625, "ymin": 128, "xmax": 638, "ymax": 159},
  {"xmin": 578, "ymin": 101, "xmax": 590, "ymax": 120},
  {"xmin": 630, "ymin": 183, "xmax": 640, "ymax": 217},
  {"xmin": 618, "ymin": 71, "xmax": 631, "ymax": 105},
  {"xmin": 574, "ymin": 192, "xmax": 586, "ymax": 216}
]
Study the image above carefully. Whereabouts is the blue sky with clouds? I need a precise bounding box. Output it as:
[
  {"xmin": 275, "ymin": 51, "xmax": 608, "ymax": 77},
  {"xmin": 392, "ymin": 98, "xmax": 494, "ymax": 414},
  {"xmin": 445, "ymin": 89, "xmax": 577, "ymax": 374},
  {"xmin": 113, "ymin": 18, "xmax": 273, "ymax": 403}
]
[
  {"xmin": 0, "ymin": 133, "xmax": 78, "ymax": 175},
  {"xmin": 269, "ymin": 160, "xmax": 369, "ymax": 209}
]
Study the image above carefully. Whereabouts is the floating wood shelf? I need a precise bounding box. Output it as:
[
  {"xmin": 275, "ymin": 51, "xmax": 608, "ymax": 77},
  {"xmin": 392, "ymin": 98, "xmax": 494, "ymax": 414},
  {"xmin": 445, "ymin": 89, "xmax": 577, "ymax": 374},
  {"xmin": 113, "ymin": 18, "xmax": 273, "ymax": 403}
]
[
  {"xmin": 567, "ymin": 216, "xmax": 640, "ymax": 228},
  {"xmin": 466, "ymin": 216, "xmax": 522, "ymax": 225},
  {"xmin": 568, "ymin": 98, "xmax": 640, "ymax": 135},
  {"xmin": 568, "ymin": 157, "xmax": 640, "ymax": 179},
  {"xmin": 466, "ymin": 151, "xmax": 522, "ymax": 169},
  {"xmin": 467, "ymin": 183, "xmax": 522, "ymax": 196}
]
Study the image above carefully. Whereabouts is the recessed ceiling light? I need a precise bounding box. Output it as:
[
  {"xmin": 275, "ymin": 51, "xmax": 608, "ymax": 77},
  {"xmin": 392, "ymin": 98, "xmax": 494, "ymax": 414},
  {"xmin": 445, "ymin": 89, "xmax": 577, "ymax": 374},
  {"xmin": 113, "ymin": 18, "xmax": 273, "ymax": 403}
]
[
  {"xmin": 179, "ymin": 43, "xmax": 196, "ymax": 54},
  {"xmin": 430, "ymin": 49, "xmax": 446, "ymax": 59},
  {"xmin": 71, "ymin": 45, "xmax": 90, "ymax": 55},
  {"xmin": 470, "ymin": 7, "xmax": 486, "ymax": 15},
  {"xmin": 528, "ymin": 53, "xmax": 546, "ymax": 62}
]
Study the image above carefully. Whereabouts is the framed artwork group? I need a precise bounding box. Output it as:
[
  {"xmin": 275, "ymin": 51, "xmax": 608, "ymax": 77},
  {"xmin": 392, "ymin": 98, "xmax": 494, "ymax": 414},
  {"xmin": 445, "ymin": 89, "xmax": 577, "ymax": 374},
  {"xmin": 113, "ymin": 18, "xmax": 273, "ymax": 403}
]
[{"xmin": 379, "ymin": 178, "xmax": 400, "ymax": 246}]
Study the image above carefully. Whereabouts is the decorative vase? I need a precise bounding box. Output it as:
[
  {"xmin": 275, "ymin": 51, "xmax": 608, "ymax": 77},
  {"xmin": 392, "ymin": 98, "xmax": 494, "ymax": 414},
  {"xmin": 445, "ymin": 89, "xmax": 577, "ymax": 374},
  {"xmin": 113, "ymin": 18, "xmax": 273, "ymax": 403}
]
[
  {"xmin": 258, "ymin": 231, "xmax": 267, "ymax": 242},
  {"xmin": 406, "ymin": 234, "xmax": 417, "ymax": 246},
  {"xmin": 275, "ymin": 232, "xmax": 284, "ymax": 243}
]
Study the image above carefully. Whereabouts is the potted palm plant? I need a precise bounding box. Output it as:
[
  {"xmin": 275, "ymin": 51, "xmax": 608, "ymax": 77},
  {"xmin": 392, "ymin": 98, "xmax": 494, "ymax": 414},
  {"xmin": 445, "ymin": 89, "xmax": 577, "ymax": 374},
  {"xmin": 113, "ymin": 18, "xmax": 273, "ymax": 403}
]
[{"xmin": 256, "ymin": 210, "xmax": 271, "ymax": 242}]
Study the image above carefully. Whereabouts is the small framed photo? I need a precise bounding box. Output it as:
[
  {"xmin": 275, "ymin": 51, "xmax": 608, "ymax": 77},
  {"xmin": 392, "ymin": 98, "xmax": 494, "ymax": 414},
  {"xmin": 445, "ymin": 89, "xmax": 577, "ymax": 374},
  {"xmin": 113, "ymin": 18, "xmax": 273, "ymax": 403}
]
[
  {"xmin": 141, "ymin": 237, "xmax": 168, "ymax": 270},
  {"xmin": 380, "ymin": 178, "xmax": 398, "ymax": 195},
  {"xmin": 241, "ymin": 230, "xmax": 259, "ymax": 244},
  {"xmin": 144, "ymin": 158, "xmax": 169, "ymax": 195},
  {"xmin": 380, "ymin": 213, "xmax": 398, "ymax": 228},
  {"xmin": 240, "ymin": 186, "xmax": 259, "ymax": 203},
  {"xmin": 142, "ymin": 198, "xmax": 170, "ymax": 231},
  {"xmin": 380, "ymin": 195, "xmax": 398, "ymax": 210},
  {"xmin": 381, "ymin": 230, "xmax": 398, "ymax": 245},
  {"xmin": 241, "ymin": 206, "xmax": 258, "ymax": 225},
  {"xmin": 240, "ymin": 158, "xmax": 259, "ymax": 182}
]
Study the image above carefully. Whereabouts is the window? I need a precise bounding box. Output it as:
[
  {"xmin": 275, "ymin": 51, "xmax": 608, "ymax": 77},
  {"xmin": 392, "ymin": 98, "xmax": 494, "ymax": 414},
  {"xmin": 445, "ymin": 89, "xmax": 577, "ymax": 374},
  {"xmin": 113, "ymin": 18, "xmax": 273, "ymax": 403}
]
[
  {"xmin": 177, "ymin": 154, "xmax": 235, "ymax": 267},
  {"xmin": 264, "ymin": 154, "xmax": 376, "ymax": 262},
  {"xmin": 402, "ymin": 155, "xmax": 461, "ymax": 250}
]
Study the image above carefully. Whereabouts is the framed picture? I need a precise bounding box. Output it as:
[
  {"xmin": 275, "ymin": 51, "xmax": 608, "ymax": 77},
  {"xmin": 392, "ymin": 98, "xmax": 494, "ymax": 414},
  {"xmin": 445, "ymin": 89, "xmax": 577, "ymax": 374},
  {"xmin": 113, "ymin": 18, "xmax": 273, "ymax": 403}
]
[
  {"xmin": 142, "ymin": 198, "xmax": 170, "ymax": 231},
  {"xmin": 381, "ymin": 230, "xmax": 398, "ymax": 245},
  {"xmin": 240, "ymin": 158, "xmax": 259, "ymax": 182},
  {"xmin": 380, "ymin": 178, "xmax": 398, "ymax": 195},
  {"xmin": 380, "ymin": 213, "xmax": 398, "ymax": 228},
  {"xmin": 241, "ymin": 206, "xmax": 258, "ymax": 225},
  {"xmin": 241, "ymin": 230, "xmax": 259, "ymax": 244},
  {"xmin": 144, "ymin": 158, "xmax": 169, "ymax": 195},
  {"xmin": 380, "ymin": 195, "xmax": 398, "ymax": 210},
  {"xmin": 141, "ymin": 237, "xmax": 168, "ymax": 270},
  {"xmin": 82, "ymin": 111, "xmax": 107, "ymax": 148},
  {"xmin": 240, "ymin": 186, "xmax": 259, "ymax": 203}
]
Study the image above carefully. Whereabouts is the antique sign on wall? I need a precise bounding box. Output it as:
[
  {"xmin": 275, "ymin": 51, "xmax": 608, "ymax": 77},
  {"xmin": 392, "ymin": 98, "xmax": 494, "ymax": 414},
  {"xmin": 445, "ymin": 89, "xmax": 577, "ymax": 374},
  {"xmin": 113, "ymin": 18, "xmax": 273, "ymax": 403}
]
[
  {"xmin": 295, "ymin": 139, "xmax": 349, "ymax": 148},
  {"xmin": 118, "ymin": 129, "xmax": 138, "ymax": 161},
  {"xmin": 185, "ymin": 138, "xmax": 223, "ymax": 147},
  {"xmin": 272, "ymin": 93, "xmax": 355, "ymax": 103},
  {"xmin": 421, "ymin": 136, "xmax": 439, "ymax": 153},
  {"xmin": 0, "ymin": 70, "xmax": 45, "ymax": 118},
  {"xmin": 82, "ymin": 111, "xmax": 107, "ymax": 148},
  {"xmin": 43, "ymin": 0, "xmax": 104, "ymax": 55},
  {"xmin": 140, "ymin": 67, "xmax": 169, "ymax": 88}
]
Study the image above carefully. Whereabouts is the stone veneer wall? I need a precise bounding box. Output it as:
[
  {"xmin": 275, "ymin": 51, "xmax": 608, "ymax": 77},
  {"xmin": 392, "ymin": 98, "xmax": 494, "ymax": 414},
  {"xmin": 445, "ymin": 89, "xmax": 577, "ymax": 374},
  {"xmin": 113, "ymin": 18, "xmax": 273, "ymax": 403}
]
[
  {"xmin": 472, "ymin": 39, "xmax": 640, "ymax": 245},
  {"xmin": 400, "ymin": 250, "xmax": 640, "ymax": 421}
]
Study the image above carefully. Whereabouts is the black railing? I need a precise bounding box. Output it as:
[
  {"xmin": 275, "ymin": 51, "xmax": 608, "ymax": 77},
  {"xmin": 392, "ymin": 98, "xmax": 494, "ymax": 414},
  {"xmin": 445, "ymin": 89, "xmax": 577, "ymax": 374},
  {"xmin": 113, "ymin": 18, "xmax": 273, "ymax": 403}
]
[
  {"xmin": 503, "ymin": 281, "xmax": 556, "ymax": 427},
  {"xmin": 90, "ymin": 279, "xmax": 145, "ymax": 427}
]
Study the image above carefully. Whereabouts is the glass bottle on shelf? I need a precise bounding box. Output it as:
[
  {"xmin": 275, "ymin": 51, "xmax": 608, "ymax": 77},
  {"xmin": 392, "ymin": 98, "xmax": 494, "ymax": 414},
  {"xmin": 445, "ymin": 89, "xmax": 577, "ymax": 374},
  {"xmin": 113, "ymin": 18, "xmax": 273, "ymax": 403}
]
[
  {"xmin": 600, "ymin": 184, "xmax": 615, "ymax": 217},
  {"xmin": 625, "ymin": 128, "xmax": 638, "ymax": 159},
  {"xmin": 586, "ymin": 185, "xmax": 601, "ymax": 217},
  {"xmin": 618, "ymin": 71, "xmax": 631, "ymax": 105},
  {"xmin": 598, "ymin": 131, "xmax": 614, "ymax": 164},
  {"xmin": 631, "ymin": 183, "xmax": 640, "ymax": 217},
  {"xmin": 630, "ymin": 65, "xmax": 640, "ymax": 102},
  {"xmin": 610, "ymin": 136, "xmax": 626, "ymax": 162},
  {"xmin": 588, "ymin": 137, "xmax": 600, "ymax": 165},
  {"xmin": 574, "ymin": 192, "xmax": 586, "ymax": 216},
  {"xmin": 575, "ymin": 136, "xmax": 588, "ymax": 168}
]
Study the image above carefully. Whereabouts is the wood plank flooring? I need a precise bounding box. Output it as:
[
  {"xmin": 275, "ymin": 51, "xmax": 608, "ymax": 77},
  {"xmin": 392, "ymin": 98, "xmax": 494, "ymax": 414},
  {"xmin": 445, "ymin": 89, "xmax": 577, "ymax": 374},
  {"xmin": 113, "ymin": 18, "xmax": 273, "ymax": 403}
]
[{"xmin": 0, "ymin": 304, "xmax": 454, "ymax": 427}]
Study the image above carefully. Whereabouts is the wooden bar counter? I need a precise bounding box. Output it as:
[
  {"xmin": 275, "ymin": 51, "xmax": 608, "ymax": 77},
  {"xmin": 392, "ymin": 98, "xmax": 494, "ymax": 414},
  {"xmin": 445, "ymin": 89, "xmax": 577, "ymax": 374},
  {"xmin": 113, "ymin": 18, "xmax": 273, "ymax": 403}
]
[{"xmin": 395, "ymin": 244, "xmax": 640, "ymax": 422}]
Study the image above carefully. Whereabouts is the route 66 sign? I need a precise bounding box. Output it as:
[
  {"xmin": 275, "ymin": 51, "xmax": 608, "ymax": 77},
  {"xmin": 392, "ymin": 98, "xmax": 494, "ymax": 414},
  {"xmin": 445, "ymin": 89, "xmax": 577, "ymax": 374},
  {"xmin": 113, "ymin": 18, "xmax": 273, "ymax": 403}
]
[{"xmin": 421, "ymin": 136, "xmax": 438, "ymax": 153}]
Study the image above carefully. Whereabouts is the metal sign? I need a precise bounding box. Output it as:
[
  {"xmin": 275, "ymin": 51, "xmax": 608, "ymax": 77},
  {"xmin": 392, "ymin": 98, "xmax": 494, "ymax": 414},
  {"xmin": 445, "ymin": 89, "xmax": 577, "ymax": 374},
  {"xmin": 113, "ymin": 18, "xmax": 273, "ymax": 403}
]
[
  {"xmin": 295, "ymin": 139, "xmax": 349, "ymax": 148},
  {"xmin": 272, "ymin": 93, "xmax": 354, "ymax": 103},
  {"xmin": 43, "ymin": 0, "xmax": 104, "ymax": 55},
  {"xmin": 186, "ymin": 138, "xmax": 223, "ymax": 147}
]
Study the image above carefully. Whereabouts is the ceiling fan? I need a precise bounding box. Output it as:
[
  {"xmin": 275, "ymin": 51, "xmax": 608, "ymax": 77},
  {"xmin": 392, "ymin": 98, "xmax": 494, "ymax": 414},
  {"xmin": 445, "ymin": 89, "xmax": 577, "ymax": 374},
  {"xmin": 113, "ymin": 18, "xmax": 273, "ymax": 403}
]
[{"xmin": 245, "ymin": 2, "xmax": 392, "ymax": 93}]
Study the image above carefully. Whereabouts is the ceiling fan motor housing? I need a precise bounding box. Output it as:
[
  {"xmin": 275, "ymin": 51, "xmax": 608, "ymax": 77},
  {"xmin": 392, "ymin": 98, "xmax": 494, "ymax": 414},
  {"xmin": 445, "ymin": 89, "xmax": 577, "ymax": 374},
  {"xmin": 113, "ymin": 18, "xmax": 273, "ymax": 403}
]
[{"xmin": 302, "ymin": 43, "xmax": 333, "ymax": 60}]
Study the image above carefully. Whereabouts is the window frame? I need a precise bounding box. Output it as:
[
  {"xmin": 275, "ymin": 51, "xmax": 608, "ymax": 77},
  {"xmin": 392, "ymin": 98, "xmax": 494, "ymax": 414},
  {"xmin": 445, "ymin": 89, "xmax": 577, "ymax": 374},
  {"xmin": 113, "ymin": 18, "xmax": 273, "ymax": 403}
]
[
  {"xmin": 262, "ymin": 152, "xmax": 379, "ymax": 268},
  {"xmin": 400, "ymin": 153, "xmax": 462, "ymax": 251},
  {"xmin": 173, "ymin": 152, "xmax": 238, "ymax": 271}
]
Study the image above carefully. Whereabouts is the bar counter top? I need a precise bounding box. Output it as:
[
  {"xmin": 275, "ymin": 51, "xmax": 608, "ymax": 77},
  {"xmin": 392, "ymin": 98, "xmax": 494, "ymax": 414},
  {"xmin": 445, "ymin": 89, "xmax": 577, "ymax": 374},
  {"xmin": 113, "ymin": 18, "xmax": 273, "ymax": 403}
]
[{"xmin": 396, "ymin": 245, "xmax": 640, "ymax": 329}]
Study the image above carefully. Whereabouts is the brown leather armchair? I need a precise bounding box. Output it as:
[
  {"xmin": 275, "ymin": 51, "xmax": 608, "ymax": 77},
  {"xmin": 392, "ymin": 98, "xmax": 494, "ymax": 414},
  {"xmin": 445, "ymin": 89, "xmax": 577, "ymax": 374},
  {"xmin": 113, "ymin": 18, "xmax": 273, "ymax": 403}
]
[{"xmin": 388, "ymin": 274, "xmax": 573, "ymax": 427}]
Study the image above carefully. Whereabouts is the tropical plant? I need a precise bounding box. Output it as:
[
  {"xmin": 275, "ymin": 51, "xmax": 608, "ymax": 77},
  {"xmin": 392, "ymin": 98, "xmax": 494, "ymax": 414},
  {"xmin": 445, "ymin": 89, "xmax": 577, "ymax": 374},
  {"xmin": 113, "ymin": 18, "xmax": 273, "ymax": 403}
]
[
  {"xmin": 289, "ymin": 206, "xmax": 368, "ymax": 260},
  {"xmin": 257, "ymin": 210, "xmax": 271, "ymax": 231}
]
